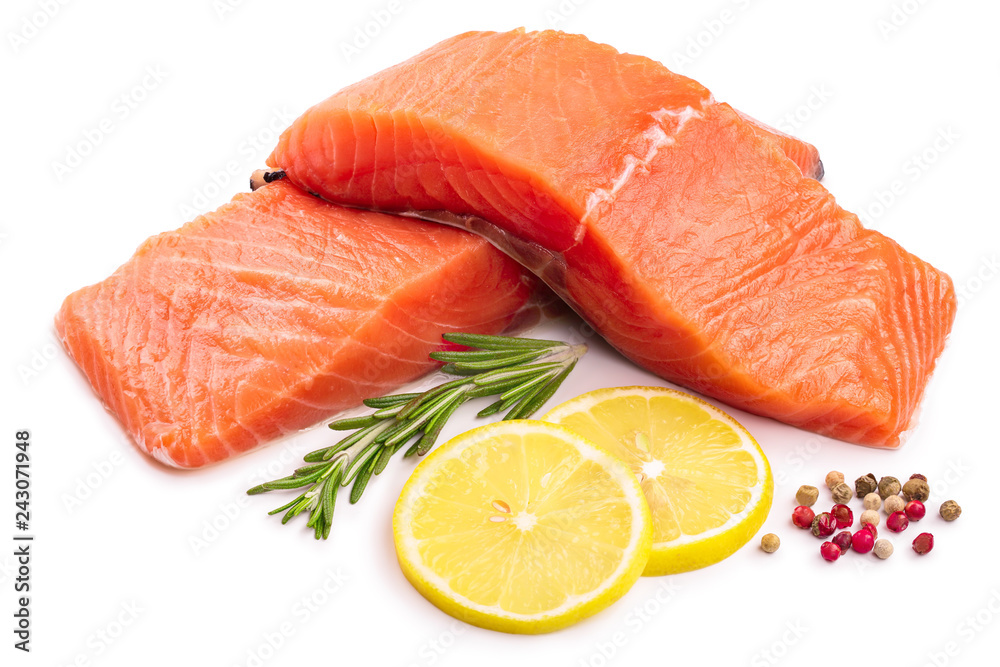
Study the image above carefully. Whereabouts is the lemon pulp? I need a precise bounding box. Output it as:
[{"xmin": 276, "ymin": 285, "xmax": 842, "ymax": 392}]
[
  {"xmin": 544, "ymin": 386, "xmax": 772, "ymax": 576},
  {"xmin": 393, "ymin": 420, "xmax": 651, "ymax": 634}
]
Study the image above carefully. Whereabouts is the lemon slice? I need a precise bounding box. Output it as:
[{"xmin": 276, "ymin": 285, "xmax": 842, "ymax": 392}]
[
  {"xmin": 392, "ymin": 420, "xmax": 652, "ymax": 634},
  {"xmin": 544, "ymin": 386, "xmax": 772, "ymax": 576}
]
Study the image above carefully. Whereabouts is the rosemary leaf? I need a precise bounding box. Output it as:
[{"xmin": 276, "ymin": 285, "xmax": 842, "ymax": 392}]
[
  {"xmin": 472, "ymin": 361, "xmax": 562, "ymax": 385},
  {"xmin": 396, "ymin": 376, "xmax": 471, "ymax": 419},
  {"xmin": 328, "ymin": 414, "xmax": 384, "ymax": 431},
  {"xmin": 476, "ymin": 399, "xmax": 505, "ymax": 418},
  {"xmin": 434, "ymin": 348, "xmax": 549, "ymax": 372},
  {"xmin": 363, "ymin": 393, "xmax": 422, "ymax": 409},
  {"xmin": 321, "ymin": 473, "xmax": 339, "ymax": 536},
  {"xmin": 442, "ymin": 332, "xmax": 557, "ymax": 351},
  {"xmin": 267, "ymin": 494, "xmax": 306, "ymax": 516},
  {"xmin": 350, "ymin": 458, "xmax": 377, "ymax": 504},
  {"xmin": 428, "ymin": 349, "xmax": 527, "ymax": 363},
  {"xmin": 417, "ymin": 395, "xmax": 464, "ymax": 455},
  {"xmin": 508, "ymin": 361, "xmax": 578, "ymax": 420},
  {"xmin": 372, "ymin": 439, "xmax": 398, "ymax": 476},
  {"xmin": 341, "ymin": 442, "xmax": 382, "ymax": 485}
]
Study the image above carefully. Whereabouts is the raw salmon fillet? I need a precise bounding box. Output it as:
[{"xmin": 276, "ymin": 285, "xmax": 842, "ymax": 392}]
[
  {"xmin": 268, "ymin": 29, "xmax": 956, "ymax": 447},
  {"xmin": 56, "ymin": 181, "xmax": 540, "ymax": 468}
]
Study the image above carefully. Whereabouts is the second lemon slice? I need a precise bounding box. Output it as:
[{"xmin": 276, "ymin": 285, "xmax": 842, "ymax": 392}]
[{"xmin": 544, "ymin": 386, "xmax": 772, "ymax": 576}]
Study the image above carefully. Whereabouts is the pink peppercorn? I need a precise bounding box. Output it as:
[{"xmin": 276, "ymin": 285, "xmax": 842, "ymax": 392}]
[
  {"xmin": 852, "ymin": 528, "xmax": 875, "ymax": 554},
  {"xmin": 832, "ymin": 531, "xmax": 852, "ymax": 553},
  {"xmin": 887, "ymin": 511, "xmax": 909, "ymax": 533},
  {"xmin": 792, "ymin": 506, "xmax": 815, "ymax": 529},
  {"xmin": 811, "ymin": 512, "xmax": 838, "ymax": 538},
  {"xmin": 862, "ymin": 521, "xmax": 878, "ymax": 540},
  {"xmin": 830, "ymin": 504, "xmax": 854, "ymax": 529},
  {"xmin": 905, "ymin": 500, "xmax": 926, "ymax": 521},
  {"xmin": 820, "ymin": 542, "xmax": 842, "ymax": 562},
  {"xmin": 912, "ymin": 532, "xmax": 934, "ymax": 555}
]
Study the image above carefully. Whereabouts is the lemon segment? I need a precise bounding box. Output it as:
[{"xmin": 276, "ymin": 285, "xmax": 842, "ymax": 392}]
[
  {"xmin": 544, "ymin": 386, "xmax": 772, "ymax": 576},
  {"xmin": 393, "ymin": 420, "xmax": 652, "ymax": 634}
]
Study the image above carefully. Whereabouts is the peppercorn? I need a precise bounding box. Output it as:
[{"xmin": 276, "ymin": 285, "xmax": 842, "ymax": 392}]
[
  {"xmin": 831, "ymin": 504, "xmax": 854, "ymax": 529},
  {"xmin": 863, "ymin": 521, "xmax": 878, "ymax": 540},
  {"xmin": 902, "ymin": 477, "xmax": 930, "ymax": 502},
  {"xmin": 884, "ymin": 495, "xmax": 905, "ymax": 515},
  {"xmin": 831, "ymin": 482, "xmax": 853, "ymax": 504},
  {"xmin": 825, "ymin": 470, "xmax": 845, "ymax": 490},
  {"xmin": 909, "ymin": 473, "xmax": 927, "ymax": 482},
  {"xmin": 855, "ymin": 473, "xmax": 878, "ymax": 499},
  {"xmin": 904, "ymin": 500, "xmax": 926, "ymax": 521},
  {"xmin": 796, "ymin": 485, "xmax": 819, "ymax": 507},
  {"xmin": 792, "ymin": 506, "xmax": 815, "ymax": 529},
  {"xmin": 761, "ymin": 533, "xmax": 780, "ymax": 553},
  {"xmin": 873, "ymin": 539, "xmax": 893, "ymax": 560},
  {"xmin": 878, "ymin": 476, "xmax": 901, "ymax": 500},
  {"xmin": 863, "ymin": 493, "xmax": 882, "ymax": 511},
  {"xmin": 811, "ymin": 512, "xmax": 837, "ymax": 538},
  {"xmin": 820, "ymin": 541, "xmax": 842, "ymax": 562},
  {"xmin": 939, "ymin": 500, "xmax": 962, "ymax": 522},
  {"xmin": 852, "ymin": 529, "xmax": 875, "ymax": 554},
  {"xmin": 832, "ymin": 530, "xmax": 852, "ymax": 553},
  {"xmin": 912, "ymin": 532, "xmax": 934, "ymax": 555},
  {"xmin": 860, "ymin": 509, "xmax": 880, "ymax": 528},
  {"xmin": 886, "ymin": 511, "xmax": 909, "ymax": 533}
]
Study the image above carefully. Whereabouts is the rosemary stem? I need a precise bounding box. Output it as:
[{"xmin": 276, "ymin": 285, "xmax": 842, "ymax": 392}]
[{"xmin": 248, "ymin": 334, "xmax": 588, "ymax": 539}]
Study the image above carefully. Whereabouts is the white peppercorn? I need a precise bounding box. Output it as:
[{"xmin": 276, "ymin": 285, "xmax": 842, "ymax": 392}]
[
  {"xmin": 873, "ymin": 539, "xmax": 893, "ymax": 559},
  {"xmin": 860, "ymin": 509, "xmax": 880, "ymax": 527},
  {"xmin": 863, "ymin": 492, "xmax": 882, "ymax": 511}
]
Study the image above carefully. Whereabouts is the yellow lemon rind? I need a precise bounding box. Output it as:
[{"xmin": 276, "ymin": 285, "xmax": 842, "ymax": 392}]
[
  {"xmin": 544, "ymin": 386, "xmax": 773, "ymax": 577},
  {"xmin": 392, "ymin": 419, "xmax": 653, "ymax": 635}
]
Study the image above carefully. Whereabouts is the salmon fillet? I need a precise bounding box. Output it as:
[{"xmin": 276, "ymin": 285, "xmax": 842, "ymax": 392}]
[
  {"xmin": 267, "ymin": 29, "xmax": 956, "ymax": 447},
  {"xmin": 56, "ymin": 181, "xmax": 540, "ymax": 468}
]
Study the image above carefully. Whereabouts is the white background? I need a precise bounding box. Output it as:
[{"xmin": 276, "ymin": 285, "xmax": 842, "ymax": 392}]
[{"xmin": 2, "ymin": 1, "xmax": 999, "ymax": 665}]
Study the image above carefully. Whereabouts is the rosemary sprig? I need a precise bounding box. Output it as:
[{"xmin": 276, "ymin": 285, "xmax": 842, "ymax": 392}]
[{"xmin": 247, "ymin": 333, "xmax": 587, "ymax": 539}]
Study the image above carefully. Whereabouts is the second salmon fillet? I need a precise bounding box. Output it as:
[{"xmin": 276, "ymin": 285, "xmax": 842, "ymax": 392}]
[
  {"xmin": 268, "ymin": 29, "xmax": 956, "ymax": 447},
  {"xmin": 56, "ymin": 181, "xmax": 540, "ymax": 467}
]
